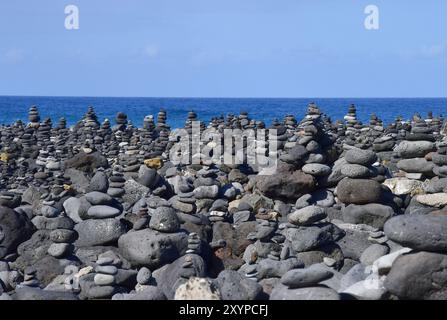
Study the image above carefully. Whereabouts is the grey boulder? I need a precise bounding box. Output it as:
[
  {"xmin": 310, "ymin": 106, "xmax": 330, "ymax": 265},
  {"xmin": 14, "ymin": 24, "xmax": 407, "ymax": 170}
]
[
  {"xmin": 85, "ymin": 192, "xmax": 114, "ymax": 205},
  {"xmin": 384, "ymin": 215, "xmax": 447, "ymax": 252},
  {"xmin": 118, "ymin": 228, "xmax": 188, "ymax": 269},
  {"xmin": 285, "ymin": 226, "xmax": 332, "ymax": 253},
  {"xmin": 270, "ymin": 283, "xmax": 340, "ymax": 300},
  {"xmin": 280, "ymin": 264, "xmax": 334, "ymax": 288},
  {"xmin": 215, "ymin": 270, "xmax": 264, "ymax": 300},
  {"xmin": 384, "ymin": 251, "xmax": 447, "ymax": 300},
  {"xmin": 75, "ymin": 218, "xmax": 127, "ymax": 247},
  {"xmin": 397, "ymin": 158, "xmax": 434, "ymax": 174},
  {"xmin": 149, "ymin": 207, "xmax": 180, "ymax": 233},
  {"xmin": 359, "ymin": 244, "xmax": 390, "ymax": 266},
  {"xmin": 288, "ymin": 206, "xmax": 327, "ymax": 226},
  {"xmin": 0, "ymin": 206, "xmax": 34, "ymax": 259},
  {"xmin": 257, "ymin": 258, "xmax": 304, "ymax": 279},
  {"xmin": 345, "ymin": 149, "xmax": 377, "ymax": 166},
  {"xmin": 337, "ymin": 178, "xmax": 382, "ymax": 205},
  {"xmin": 87, "ymin": 205, "xmax": 121, "ymax": 219},
  {"xmin": 88, "ymin": 171, "xmax": 109, "ymax": 193},
  {"xmin": 342, "ymin": 203, "xmax": 394, "ymax": 229},
  {"xmin": 395, "ymin": 141, "xmax": 434, "ymax": 159}
]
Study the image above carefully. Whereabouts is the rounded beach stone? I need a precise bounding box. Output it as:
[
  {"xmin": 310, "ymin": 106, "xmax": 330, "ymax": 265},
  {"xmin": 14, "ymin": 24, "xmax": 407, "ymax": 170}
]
[
  {"xmin": 85, "ymin": 192, "xmax": 113, "ymax": 205},
  {"xmin": 94, "ymin": 274, "xmax": 115, "ymax": 286},
  {"xmin": 280, "ymin": 264, "xmax": 334, "ymax": 288},
  {"xmin": 432, "ymin": 153, "xmax": 447, "ymax": 166},
  {"xmin": 415, "ymin": 193, "xmax": 447, "ymax": 208},
  {"xmin": 302, "ymin": 164, "xmax": 331, "ymax": 177},
  {"xmin": 395, "ymin": 140, "xmax": 435, "ymax": 159},
  {"xmin": 193, "ymin": 185, "xmax": 219, "ymax": 199},
  {"xmin": 359, "ymin": 244, "xmax": 390, "ymax": 266},
  {"xmin": 149, "ymin": 206, "xmax": 180, "ymax": 233},
  {"xmin": 342, "ymin": 203, "xmax": 394, "ymax": 229},
  {"xmin": 174, "ymin": 277, "xmax": 221, "ymax": 300},
  {"xmin": 50, "ymin": 229, "xmax": 78, "ymax": 243},
  {"xmin": 47, "ymin": 243, "xmax": 71, "ymax": 258},
  {"xmin": 288, "ymin": 206, "xmax": 327, "ymax": 226},
  {"xmin": 384, "ymin": 251, "xmax": 447, "ymax": 300},
  {"xmin": 89, "ymin": 171, "xmax": 109, "ymax": 193},
  {"xmin": 345, "ymin": 149, "xmax": 377, "ymax": 166},
  {"xmin": 96, "ymin": 256, "xmax": 115, "ymax": 266},
  {"xmin": 341, "ymin": 164, "xmax": 371, "ymax": 179},
  {"xmin": 397, "ymin": 158, "xmax": 434, "ymax": 174},
  {"xmin": 137, "ymin": 267, "xmax": 152, "ymax": 285},
  {"xmin": 74, "ymin": 218, "xmax": 128, "ymax": 247},
  {"xmin": 337, "ymin": 178, "xmax": 382, "ymax": 205},
  {"xmin": 95, "ymin": 265, "xmax": 118, "ymax": 275},
  {"xmin": 87, "ymin": 205, "xmax": 121, "ymax": 219},
  {"xmin": 384, "ymin": 215, "xmax": 447, "ymax": 251},
  {"xmin": 270, "ymin": 283, "xmax": 340, "ymax": 300}
]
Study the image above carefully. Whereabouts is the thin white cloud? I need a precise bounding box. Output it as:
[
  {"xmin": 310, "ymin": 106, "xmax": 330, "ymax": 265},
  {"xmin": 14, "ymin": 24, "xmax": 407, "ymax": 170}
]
[
  {"xmin": 420, "ymin": 44, "xmax": 444, "ymax": 58},
  {"xmin": 399, "ymin": 44, "xmax": 445, "ymax": 60},
  {"xmin": 144, "ymin": 44, "xmax": 159, "ymax": 58},
  {"xmin": 190, "ymin": 49, "xmax": 265, "ymax": 67},
  {"xmin": 3, "ymin": 48, "xmax": 25, "ymax": 64}
]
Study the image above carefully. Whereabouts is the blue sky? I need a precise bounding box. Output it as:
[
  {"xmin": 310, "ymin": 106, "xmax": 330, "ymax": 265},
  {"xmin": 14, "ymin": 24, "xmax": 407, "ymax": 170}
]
[{"xmin": 0, "ymin": 0, "xmax": 446, "ymax": 97}]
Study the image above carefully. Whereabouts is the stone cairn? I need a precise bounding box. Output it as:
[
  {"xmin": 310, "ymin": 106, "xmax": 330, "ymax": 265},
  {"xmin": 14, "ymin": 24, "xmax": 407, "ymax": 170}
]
[
  {"xmin": 132, "ymin": 202, "xmax": 149, "ymax": 231},
  {"xmin": 140, "ymin": 115, "xmax": 156, "ymax": 159},
  {"xmin": 98, "ymin": 119, "xmax": 112, "ymax": 154},
  {"xmin": 73, "ymin": 107, "xmax": 100, "ymax": 150},
  {"xmin": 344, "ymin": 104, "xmax": 362, "ymax": 128},
  {"xmin": 283, "ymin": 114, "xmax": 298, "ymax": 131},
  {"xmin": 230, "ymin": 201, "xmax": 253, "ymax": 225},
  {"xmin": 156, "ymin": 109, "xmax": 170, "ymax": 131},
  {"xmin": 147, "ymin": 110, "xmax": 170, "ymax": 159},
  {"xmin": 184, "ymin": 110, "xmax": 198, "ymax": 134},
  {"xmin": 394, "ymin": 114, "xmax": 436, "ymax": 181},
  {"xmin": 193, "ymin": 167, "xmax": 222, "ymax": 220},
  {"xmin": 342, "ymin": 104, "xmax": 360, "ymax": 146},
  {"xmin": 269, "ymin": 119, "xmax": 288, "ymax": 152},
  {"xmin": 52, "ymin": 117, "xmax": 70, "ymax": 162},
  {"xmin": 47, "ymin": 212, "xmax": 77, "ymax": 259},
  {"xmin": 90, "ymin": 254, "xmax": 120, "ymax": 299},
  {"xmin": 107, "ymin": 165, "xmax": 126, "ymax": 200},
  {"xmin": 294, "ymin": 103, "xmax": 337, "ymax": 186},
  {"xmin": 28, "ymin": 106, "xmax": 40, "ymax": 128},
  {"xmin": 431, "ymin": 138, "xmax": 447, "ymax": 179},
  {"xmin": 170, "ymin": 175, "xmax": 196, "ymax": 215},
  {"xmin": 0, "ymin": 191, "xmax": 21, "ymax": 208},
  {"xmin": 85, "ymin": 189, "xmax": 122, "ymax": 220},
  {"xmin": 19, "ymin": 267, "xmax": 39, "ymax": 288}
]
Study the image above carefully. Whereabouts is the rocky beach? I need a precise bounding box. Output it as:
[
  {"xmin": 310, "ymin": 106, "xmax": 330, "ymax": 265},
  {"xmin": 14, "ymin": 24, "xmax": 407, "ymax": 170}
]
[{"xmin": 0, "ymin": 102, "xmax": 446, "ymax": 300}]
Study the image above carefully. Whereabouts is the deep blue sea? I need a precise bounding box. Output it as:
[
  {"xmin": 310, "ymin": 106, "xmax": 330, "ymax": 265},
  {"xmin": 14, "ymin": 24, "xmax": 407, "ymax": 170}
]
[{"xmin": 0, "ymin": 96, "xmax": 445, "ymax": 129}]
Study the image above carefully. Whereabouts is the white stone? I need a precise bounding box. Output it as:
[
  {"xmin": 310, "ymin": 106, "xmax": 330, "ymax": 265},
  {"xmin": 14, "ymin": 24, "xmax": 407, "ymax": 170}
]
[
  {"xmin": 416, "ymin": 193, "xmax": 447, "ymax": 208},
  {"xmin": 174, "ymin": 277, "xmax": 221, "ymax": 300},
  {"xmin": 382, "ymin": 178, "xmax": 425, "ymax": 196},
  {"xmin": 372, "ymin": 247, "xmax": 412, "ymax": 275},
  {"xmin": 340, "ymin": 278, "xmax": 386, "ymax": 300},
  {"xmin": 405, "ymin": 172, "xmax": 424, "ymax": 180},
  {"xmin": 94, "ymin": 274, "xmax": 115, "ymax": 286}
]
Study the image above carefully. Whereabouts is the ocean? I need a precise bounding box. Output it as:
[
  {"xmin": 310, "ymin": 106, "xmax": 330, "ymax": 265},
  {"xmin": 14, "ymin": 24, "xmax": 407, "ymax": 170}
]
[{"xmin": 0, "ymin": 96, "xmax": 445, "ymax": 129}]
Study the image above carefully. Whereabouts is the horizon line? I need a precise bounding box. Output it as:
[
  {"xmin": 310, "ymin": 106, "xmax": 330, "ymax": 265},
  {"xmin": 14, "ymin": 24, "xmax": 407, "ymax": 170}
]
[{"xmin": 1, "ymin": 94, "xmax": 447, "ymax": 100}]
